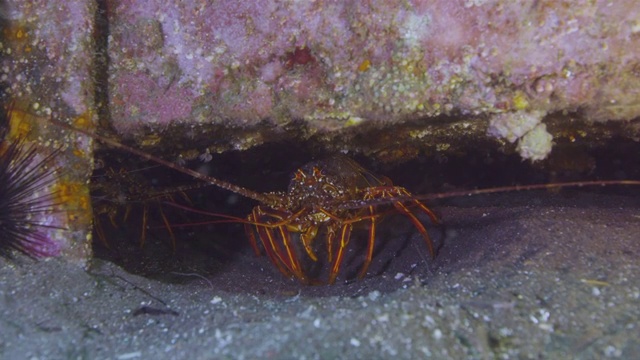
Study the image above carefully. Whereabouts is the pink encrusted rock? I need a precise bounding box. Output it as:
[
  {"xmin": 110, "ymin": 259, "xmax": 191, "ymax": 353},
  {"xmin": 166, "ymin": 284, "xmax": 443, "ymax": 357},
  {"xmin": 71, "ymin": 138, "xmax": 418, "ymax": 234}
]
[
  {"xmin": 107, "ymin": 0, "xmax": 640, "ymax": 150},
  {"xmin": 1, "ymin": 0, "xmax": 96, "ymax": 261},
  {"xmin": 115, "ymin": 73, "xmax": 193, "ymax": 126}
]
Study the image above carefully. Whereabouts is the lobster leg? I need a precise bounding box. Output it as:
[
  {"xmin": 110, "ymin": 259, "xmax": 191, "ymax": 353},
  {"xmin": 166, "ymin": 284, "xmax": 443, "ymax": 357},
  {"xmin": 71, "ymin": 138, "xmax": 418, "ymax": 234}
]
[
  {"xmin": 277, "ymin": 224, "xmax": 305, "ymax": 281},
  {"xmin": 139, "ymin": 204, "xmax": 148, "ymax": 248},
  {"xmin": 300, "ymin": 226, "xmax": 319, "ymax": 262},
  {"xmin": 245, "ymin": 206, "xmax": 312, "ymax": 280},
  {"xmin": 396, "ymin": 188, "xmax": 440, "ymax": 225},
  {"xmin": 326, "ymin": 228, "xmax": 336, "ymax": 264},
  {"xmin": 158, "ymin": 206, "xmax": 176, "ymax": 251},
  {"xmin": 256, "ymin": 224, "xmax": 293, "ymax": 277},
  {"xmin": 412, "ymin": 199, "xmax": 440, "ymax": 224},
  {"xmin": 94, "ymin": 217, "xmax": 110, "ymax": 249},
  {"xmin": 246, "ymin": 207, "xmax": 293, "ymax": 276},
  {"xmin": 252, "ymin": 222, "xmax": 304, "ymax": 279},
  {"xmin": 328, "ymin": 223, "xmax": 353, "ymax": 284},
  {"xmin": 245, "ymin": 209, "xmax": 267, "ymax": 256},
  {"xmin": 393, "ymin": 201, "xmax": 435, "ymax": 258},
  {"xmin": 244, "ymin": 220, "xmax": 262, "ymax": 256},
  {"xmin": 357, "ymin": 205, "xmax": 377, "ymax": 279}
]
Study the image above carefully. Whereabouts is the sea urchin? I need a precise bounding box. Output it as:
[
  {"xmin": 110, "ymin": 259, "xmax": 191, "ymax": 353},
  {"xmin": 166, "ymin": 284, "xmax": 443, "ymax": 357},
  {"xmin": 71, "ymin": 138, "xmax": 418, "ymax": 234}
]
[{"xmin": 0, "ymin": 110, "xmax": 61, "ymax": 258}]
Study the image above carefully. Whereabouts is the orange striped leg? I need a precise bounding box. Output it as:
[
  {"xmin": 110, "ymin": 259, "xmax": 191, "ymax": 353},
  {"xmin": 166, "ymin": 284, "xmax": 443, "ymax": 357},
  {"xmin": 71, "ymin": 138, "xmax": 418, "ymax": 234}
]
[
  {"xmin": 245, "ymin": 207, "xmax": 306, "ymax": 279},
  {"xmin": 247, "ymin": 208, "xmax": 291, "ymax": 276},
  {"xmin": 246, "ymin": 210, "xmax": 267, "ymax": 256},
  {"xmin": 94, "ymin": 218, "xmax": 110, "ymax": 249},
  {"xmin": 326, "ymin": 228, "xmax": 336, "ymax": 264},
  {"xmin": 300, "ymin": 226, "xmax": 319, "ymax": 262},
  {"xmin": 159, "ymin": 206, "xmax": 176, "ymax": 251},
  {"xmin": 139, "ymin": 205, "xmax": 148, "ymax": 248},
  {"xmin": 395, "ymin": 189, "xmax": 440, "ymax": 225},
  {"xmin": 412, "ymin": 199, "xmax": 440, "ymax": 224},
  {"xmin": 276, "ymin": 224, "xmax": 305, "ymax": 281},
  {"xmin": 393, "ymin": 201, "xmax": 435, "ymax": 258},
  {"xmin": 256, "ymin": 224, "xmax": 293, "ymax": 277},
  {"xmin": 244, "ymin": 220, "xmax": 262, "ymax": 256},
  {"xmin": 357, "ymin": 205, "xmax": 377, "ymax": 279},
  {"xmin": 328, "ymin": 223, "xmax": 353, "ymax": 284}
]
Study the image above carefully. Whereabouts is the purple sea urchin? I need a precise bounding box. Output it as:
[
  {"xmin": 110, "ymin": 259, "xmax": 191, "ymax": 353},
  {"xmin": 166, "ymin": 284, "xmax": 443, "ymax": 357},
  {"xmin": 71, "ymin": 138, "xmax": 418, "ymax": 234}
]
[{"xmin": 0, "ymin": 106, "xmax": 61, "ymax": 258}]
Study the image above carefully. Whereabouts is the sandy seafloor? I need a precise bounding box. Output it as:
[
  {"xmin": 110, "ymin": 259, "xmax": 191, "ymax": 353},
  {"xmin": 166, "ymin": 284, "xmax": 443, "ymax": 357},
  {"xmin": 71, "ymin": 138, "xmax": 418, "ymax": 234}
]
[{"xmin": 0, "ymin": 190, "xmax": 638, "ymax": 359}]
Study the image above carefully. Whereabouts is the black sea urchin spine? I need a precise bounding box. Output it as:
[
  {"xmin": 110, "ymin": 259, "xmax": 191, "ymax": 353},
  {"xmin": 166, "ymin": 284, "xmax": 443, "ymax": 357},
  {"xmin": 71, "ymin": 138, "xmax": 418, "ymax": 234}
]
[{"xmin": 0, "ymin": 106, "xmax": 61, "ymax": 258}]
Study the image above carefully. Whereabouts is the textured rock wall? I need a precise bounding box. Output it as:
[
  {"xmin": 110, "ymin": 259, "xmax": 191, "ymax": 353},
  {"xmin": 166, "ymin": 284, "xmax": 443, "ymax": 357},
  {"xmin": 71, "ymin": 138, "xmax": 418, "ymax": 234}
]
[
  {"xmin": 1, "ymin": 0, "xmax": 639, "ymax": 261},
  {"xmin": 1, "ymin": 1, "xmax": 96, "ymax": 261},
  {"xmin": 106, "ymin": 0, "xmax": 640, "ymax": 160}
]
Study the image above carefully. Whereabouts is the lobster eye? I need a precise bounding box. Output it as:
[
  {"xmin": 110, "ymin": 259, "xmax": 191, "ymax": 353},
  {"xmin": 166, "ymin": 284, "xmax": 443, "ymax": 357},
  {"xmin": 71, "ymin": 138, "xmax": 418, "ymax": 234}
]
[{"xmin": 294, "ymin": 169, "xmax": 306, "ymax": 182}]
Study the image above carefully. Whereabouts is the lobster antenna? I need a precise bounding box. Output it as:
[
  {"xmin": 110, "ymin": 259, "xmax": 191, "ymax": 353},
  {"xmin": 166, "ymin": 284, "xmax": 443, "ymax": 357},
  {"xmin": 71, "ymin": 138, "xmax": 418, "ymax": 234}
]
[
  {"xmin": 49, "ymin": 118, "xmax": 281, "ymax": 206},
  {"xmin": 336, "ymin": 180, "xmax": 640, "ymax": 210},
  {"xmin": 417, "ymin": 180, "xmax": 640, "ymax": 200}
]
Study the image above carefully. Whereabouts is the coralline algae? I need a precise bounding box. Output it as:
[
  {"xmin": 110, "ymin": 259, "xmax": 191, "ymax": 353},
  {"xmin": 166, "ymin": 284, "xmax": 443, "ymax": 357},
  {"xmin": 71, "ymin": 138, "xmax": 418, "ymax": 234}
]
[
  {"xmin": 2, "ymin": 0, "xmax": 640, "ymax": 261},
  {"xmin": 105, "ymin": 0, "xmax": 640, "ymax": 141}
]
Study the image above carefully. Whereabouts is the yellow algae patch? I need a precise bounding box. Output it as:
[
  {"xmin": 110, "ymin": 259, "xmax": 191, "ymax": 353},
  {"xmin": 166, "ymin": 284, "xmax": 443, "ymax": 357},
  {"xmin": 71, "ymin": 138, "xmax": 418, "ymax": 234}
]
[
  {"xmin": 73, "ymin": 113, "xmax": 94, "ymax": 130},
  {"xmin": 2, "ymin": 24, "xmax": 33, "ymax": 54},
  {"xmin": 140, "ymin": 133, "xmax": 162, "ymax": 147},
  {"xmin": 68, "ymin": 112, "xmax": 96, "ymax": 160},
  {"xmin": 358, "ymin": 59, "xmax": 371, "ymax": 72},
  {"xmin": 52, "ymin": 180, "xmax": 92, "ymax": 226},
  {"xmin": 72, "ymin": 147, "xmax": 87, "ymax": 159},
  {"xmin": 7, "ymin": 108, "xmax": 34, "ymax": 141},
  {"xmin": 3, "ymin": 24, "xmax": 29, "ymax": 41},
  {"xmin": 512, "ymin": 91, "xmax": 529, "ymax": 110},
  {"xmin": 344, "ymin": 116, "xmax": 364, "ymax": 127}
]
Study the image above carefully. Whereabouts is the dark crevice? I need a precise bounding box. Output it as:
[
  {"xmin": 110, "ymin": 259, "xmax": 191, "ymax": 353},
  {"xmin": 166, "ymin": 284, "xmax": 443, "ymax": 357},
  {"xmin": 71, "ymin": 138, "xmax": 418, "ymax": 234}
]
[
  {"xmin": 89, "ymin": 135, "xmax": 640, "ymax": 297},
  {"xmin": 93, "ymin": 0, "xmax": 113, "ymax": 132}
]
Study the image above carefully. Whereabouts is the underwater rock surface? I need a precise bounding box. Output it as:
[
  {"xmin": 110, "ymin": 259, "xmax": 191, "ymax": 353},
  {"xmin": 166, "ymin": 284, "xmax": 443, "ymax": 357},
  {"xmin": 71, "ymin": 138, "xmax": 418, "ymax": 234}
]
[
  {"xmin": 1, "ymin": 1, "xmax": 639, "ymax": 260},
  {"xmin": 1, "ymin": 190, "xmax": 638, "ymax": 358},
  {"xmin": 106, "ymin": 0, "xmax": 640, "ymax": 159}
]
